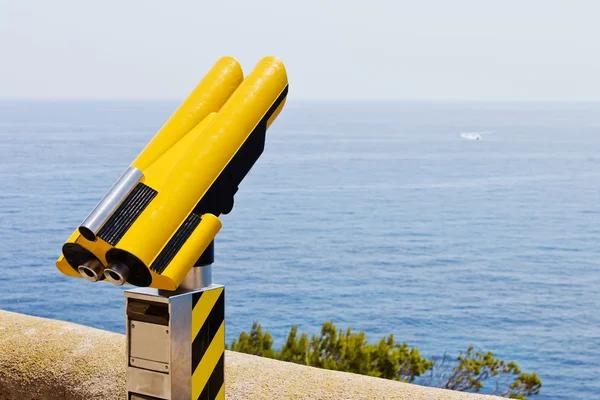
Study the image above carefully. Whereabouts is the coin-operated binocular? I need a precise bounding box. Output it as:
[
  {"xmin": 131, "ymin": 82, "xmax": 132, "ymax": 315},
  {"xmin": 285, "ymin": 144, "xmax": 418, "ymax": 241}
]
[{"xmin": 56, "ymin": 56, "xmax": 288, "ymax": 400}]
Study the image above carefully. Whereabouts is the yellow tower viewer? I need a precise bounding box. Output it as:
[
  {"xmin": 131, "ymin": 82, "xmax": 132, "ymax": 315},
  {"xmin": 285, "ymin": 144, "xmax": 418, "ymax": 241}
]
[{"xmin": 56, "ymin": 56, "xmax": 288, "ymax": 291}]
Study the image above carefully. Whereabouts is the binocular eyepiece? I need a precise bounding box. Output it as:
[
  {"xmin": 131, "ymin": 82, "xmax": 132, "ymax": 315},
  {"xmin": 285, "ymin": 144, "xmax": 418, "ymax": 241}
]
[
  {"xmin": 103, "ymin": 263, "xmax": 130, "ymax": 286},
  {"xmin": 77, "ymin": 260, "xmax": 104, "ymax": 282},
  {"xmin": 56, "ymin": 55, "xmax": 288, "ymax": 291},
  {"xmin": 77, "ymin": 259, "xmax": 129, "ymax": 286}
]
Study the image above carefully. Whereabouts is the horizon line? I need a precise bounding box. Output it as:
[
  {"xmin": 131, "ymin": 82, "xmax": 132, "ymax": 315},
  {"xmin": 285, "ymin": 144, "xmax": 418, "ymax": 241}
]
[{"xmin": 2, "ymin": 97, "xmax": 600, "ymax": 103}]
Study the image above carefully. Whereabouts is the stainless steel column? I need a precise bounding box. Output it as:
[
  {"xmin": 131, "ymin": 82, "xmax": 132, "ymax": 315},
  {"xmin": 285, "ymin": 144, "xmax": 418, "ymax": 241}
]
[{"xmin": 125, "ymin": 267, "xmax": 224, "ymax": 400}]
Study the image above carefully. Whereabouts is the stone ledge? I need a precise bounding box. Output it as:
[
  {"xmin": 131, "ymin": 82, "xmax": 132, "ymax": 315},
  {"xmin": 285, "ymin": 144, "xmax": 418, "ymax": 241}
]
[{"xmin": 0, "ymin": 309, "xmax": 502, "ymax": 399}]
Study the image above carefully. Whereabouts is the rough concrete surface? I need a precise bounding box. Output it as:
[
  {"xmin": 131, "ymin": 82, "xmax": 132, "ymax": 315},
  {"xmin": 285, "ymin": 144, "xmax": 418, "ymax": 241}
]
[{"xmin": 0, "ymin": 309, "xmax": 503, "ymax": 399}]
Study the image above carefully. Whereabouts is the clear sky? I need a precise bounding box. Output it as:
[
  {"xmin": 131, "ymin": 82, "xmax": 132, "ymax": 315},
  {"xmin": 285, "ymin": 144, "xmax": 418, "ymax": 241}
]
[{"xmin": 1, "ymin": 0, "xmax": 599, "ymax": 101}]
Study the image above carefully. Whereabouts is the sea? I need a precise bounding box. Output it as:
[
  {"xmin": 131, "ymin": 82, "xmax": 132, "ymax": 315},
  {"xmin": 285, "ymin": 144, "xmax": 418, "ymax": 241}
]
[{"xmin": 0, "ymin": 100, "xmax": 599, "ymax": 399}]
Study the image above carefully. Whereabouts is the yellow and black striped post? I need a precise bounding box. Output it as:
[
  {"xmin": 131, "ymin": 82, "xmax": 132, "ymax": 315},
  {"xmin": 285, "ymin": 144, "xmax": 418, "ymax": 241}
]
[
  {"xmin": 192, "ymin": 287, "xmax": 225, "ymax": 400},
  {"xmin": 125, "ymin": 281, "xmax": 225, "ymax": 400}
]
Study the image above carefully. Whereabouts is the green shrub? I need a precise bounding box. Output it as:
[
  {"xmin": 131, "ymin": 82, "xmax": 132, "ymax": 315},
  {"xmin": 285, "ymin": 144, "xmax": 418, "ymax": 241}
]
[
  {"xmin": 227, "ymin": 321, "xmax": 275, "ymax": 358},
  {"xmin": 443, "ymin": 346, "xmax": 541, "ymax": 399},
  {"xmin": 228, "ymin": 321, "xmax": 541, "ymax": 399}
]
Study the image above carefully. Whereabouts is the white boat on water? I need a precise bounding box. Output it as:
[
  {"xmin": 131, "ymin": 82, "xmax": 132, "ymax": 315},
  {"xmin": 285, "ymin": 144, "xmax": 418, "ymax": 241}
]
[{"xmin": 460, "ymin": 131, "xmax": 491, "ymax": 140}]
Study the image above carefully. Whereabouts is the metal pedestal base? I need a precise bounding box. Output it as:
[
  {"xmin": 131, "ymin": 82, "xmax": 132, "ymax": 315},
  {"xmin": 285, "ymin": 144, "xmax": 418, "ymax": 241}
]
[{"xmin": 125, "ymin": 267, "xmax": 225, "ymax": 400}]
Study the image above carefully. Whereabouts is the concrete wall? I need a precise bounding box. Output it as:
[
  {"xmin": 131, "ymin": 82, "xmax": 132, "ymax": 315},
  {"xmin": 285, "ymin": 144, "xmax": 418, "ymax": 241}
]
[{"xmin": 0, "ymin": 309, "xmax": 503, "ymax": 400}]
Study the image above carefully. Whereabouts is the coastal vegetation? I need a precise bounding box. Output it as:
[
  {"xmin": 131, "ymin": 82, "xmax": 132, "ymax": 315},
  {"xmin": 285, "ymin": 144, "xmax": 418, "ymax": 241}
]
[{"xmin": 228, "ymin": 321, "xmax": 542, "ymax": 399}]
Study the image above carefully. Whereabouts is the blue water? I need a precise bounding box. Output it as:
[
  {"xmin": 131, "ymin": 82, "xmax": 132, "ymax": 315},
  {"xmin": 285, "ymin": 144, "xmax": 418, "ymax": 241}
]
[{"xmin": 1, "ymin": 101, "xmax": 599, "ymax": 399}]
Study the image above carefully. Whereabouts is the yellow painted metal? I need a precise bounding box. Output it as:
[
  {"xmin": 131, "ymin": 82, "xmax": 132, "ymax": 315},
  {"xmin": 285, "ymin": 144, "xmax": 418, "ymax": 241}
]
[
  {"xmin": 56, "ymin": 56, "xmax": 288, "ymax": 290},
  {"xmin": 190, "ymin": 286, "xmax": 225, "ymax": 398},
  {"xmin": 143, "ymin": 113, "xmax": 217, "ymax": 190},
  {"xmin": 55, "ymin": 58, "xmax": 241, "ymax": 283},
  {"xmin": 56, "ymin": 256, "xmax": 80, "ymax": 278},
  {"xmin": 191, "ymin": 321, "xmax": 225, "ymax": 400},
  {"xmin": 215, "ymin": 385, "xmax": 225, "ymax": 400},
  {"xmin": 191, "ymin": 285, "xmax": 223, "ymax": 340},
  {"xmin": 115, "ymin": 56, "xmax": 288, "ymax": 275},
  {"xmin": 132, "ymin": 57, "xmax": 243, "ymax": 171},
  {"xmin": 56, "ymin": 231, "xmax": 114, "ymax": 278},
  {"xmin": 56, "ymin": 231, "xmax": 83, "ymax": 278},
  {"xmin": 161, "ymin": 213, "xmax": 221, "ymax": 288}
]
